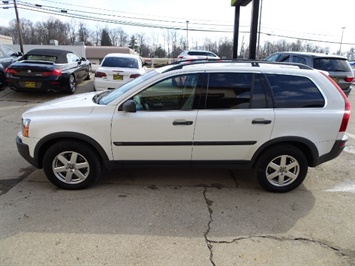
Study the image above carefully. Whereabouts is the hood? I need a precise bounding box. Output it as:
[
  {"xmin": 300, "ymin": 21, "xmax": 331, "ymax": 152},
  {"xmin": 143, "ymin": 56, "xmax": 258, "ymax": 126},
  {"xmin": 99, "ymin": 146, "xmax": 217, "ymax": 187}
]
[{"xmin": 23, "ymin": 92, "xmax": 98, "ymax": 117}]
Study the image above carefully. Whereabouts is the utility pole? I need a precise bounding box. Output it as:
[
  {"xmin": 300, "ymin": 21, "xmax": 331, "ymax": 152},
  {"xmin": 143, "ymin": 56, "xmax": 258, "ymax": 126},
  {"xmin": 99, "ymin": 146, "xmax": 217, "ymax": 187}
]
[
  {"xmin": 13, "ymin": 0, "xmax": 24, "ymax": 53},
  {"xmin": 186, "ymin": 20, "xmax": 189, "ymax": 49},
  {"xmin": 339, "ymin": 27, "xmax": 345, "ymax": 55}
]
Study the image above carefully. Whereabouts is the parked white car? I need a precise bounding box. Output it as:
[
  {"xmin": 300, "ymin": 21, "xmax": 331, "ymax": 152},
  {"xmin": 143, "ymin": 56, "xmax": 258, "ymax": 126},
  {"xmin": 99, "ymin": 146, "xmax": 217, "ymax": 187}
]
[
  {"xmin": 177, "ymin": 50, "xmax": 220, "ymax": 61},
  {"xmin": 94, "ymin": 53, "xmax": 147, "ymax": 90},
  {"xmin": 16, "ymin": 60, "xmax": 350, "ymax": 192}
]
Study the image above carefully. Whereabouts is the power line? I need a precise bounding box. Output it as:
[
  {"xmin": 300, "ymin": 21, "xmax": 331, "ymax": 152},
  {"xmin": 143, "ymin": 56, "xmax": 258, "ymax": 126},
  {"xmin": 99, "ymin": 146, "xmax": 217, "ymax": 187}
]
[{"xmin": 2, "ymin": 1, "xmax": 354, "ymax": 46}]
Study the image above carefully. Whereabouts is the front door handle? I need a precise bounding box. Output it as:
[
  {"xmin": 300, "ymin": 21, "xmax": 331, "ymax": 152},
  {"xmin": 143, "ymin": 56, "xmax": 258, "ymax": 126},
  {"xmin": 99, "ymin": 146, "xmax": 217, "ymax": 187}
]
[
  {"xmin": 173, "ymin": 120, "xmax": 193, "ymax": 126},
  {"xmin": 252, "ymin": 119, "xmax": 272, "ymax": 125}
]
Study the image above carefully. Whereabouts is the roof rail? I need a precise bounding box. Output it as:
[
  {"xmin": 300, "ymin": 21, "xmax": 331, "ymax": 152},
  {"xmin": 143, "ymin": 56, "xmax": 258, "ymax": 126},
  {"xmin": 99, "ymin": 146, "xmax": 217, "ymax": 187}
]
[{"xmin": 163, "ymin": 58, "xmax": 313, "ymax": 72}]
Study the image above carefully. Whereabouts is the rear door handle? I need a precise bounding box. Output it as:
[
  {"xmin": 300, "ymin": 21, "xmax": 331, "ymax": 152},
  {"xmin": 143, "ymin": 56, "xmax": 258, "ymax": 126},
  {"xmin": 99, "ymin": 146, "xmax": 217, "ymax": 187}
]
[
  {"xmin": 252, "ymin": 119, "xmax": 272, "ymax": 125},
  {"xmin": 173, "ymin": 120, "xmax": 193, "ymax": 126}
]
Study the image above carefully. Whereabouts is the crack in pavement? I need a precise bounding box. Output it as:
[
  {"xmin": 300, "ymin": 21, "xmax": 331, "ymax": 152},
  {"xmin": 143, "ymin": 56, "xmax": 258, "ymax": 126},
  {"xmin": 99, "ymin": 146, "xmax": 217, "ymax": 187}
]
[
  {"xmin": 203, "ymin": 187, "xmax": 216, "ymax": 266},
  {"xmin": 202, "ymin": 187, "xmax": 354, "ymax": 265},
  {"xmin": 209, "ymin": 235, "xmax": 354, "ymax": 258}
]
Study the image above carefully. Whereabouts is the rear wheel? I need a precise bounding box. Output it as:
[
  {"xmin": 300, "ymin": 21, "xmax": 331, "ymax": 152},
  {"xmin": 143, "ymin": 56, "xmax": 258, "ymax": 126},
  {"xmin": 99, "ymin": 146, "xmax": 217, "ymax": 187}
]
[
  {"xmin": 43, "ymin": 141, "xmax": 101, "ymax": 190},
  {"xmin": 66, "ymin": 74, "xmax": 76, "ymax": 94},
  {"xmin": 256, "ymin": 145, "xmax": 308, "ymax": 193}
]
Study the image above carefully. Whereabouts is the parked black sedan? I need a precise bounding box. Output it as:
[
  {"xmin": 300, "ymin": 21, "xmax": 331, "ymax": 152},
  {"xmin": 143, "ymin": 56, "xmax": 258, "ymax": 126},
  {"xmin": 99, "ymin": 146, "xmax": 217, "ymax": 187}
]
[
  {"xmin": 6, "ymin": 49, "xmax": 91, "ymax": 94},
  {"xmin": 0, "ymin": 44, "xmax": 23, "ymax": 91}
]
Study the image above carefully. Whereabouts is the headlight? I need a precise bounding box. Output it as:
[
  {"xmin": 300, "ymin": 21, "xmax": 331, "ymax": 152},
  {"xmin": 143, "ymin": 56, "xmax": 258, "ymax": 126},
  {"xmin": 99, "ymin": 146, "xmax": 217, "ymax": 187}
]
[{"xmin": 22, "ymin": 118, "xmax": 31, "ymax": 137}]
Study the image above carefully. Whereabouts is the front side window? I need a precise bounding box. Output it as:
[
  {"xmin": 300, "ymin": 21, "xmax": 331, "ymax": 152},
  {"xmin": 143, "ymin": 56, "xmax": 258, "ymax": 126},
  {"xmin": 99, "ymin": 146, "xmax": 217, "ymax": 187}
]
[
  {"xmin": 266, "ymin": 74, "xmax": 325, "ymax": 108},
  {"xmin": 203, "ymin": 73, "xmax": 267, "ymax": 109},
  {"xmin": 132, "ymin": 74, "xmax": 200, "ymax": 111},
  {"xmin": 67, "ymin": 53, "xmax": 80, "ymax": 63}
]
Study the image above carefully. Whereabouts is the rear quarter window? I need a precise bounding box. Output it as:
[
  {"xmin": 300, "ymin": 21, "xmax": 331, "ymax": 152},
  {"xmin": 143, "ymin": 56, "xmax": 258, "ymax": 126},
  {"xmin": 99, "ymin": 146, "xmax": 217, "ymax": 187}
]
[
  {"xmin": 313, "ymin": 58, "xmax": 351, "ymax": 72},
  {"xmin": 266, "ymin": 74, "xmax": 325, "ymax": 108}
]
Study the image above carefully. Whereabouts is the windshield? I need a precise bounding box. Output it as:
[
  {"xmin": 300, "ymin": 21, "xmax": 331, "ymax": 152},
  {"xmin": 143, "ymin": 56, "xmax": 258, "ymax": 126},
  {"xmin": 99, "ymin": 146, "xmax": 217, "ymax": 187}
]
[{"xmin": 99, "ymin": 70, "xmax": 158, "ymax": 105}]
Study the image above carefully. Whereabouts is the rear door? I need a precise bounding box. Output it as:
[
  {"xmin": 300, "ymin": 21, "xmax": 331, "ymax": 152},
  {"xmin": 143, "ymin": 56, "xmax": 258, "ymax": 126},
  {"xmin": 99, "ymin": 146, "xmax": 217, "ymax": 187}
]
[{"xmin": 192, "ymin": 72, "xmax": 274, "ymax": 161}]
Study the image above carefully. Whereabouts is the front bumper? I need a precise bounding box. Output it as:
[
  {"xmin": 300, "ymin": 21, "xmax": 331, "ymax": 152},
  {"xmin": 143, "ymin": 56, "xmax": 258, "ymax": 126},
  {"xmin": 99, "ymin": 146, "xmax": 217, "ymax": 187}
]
[{"xmin": 16, "ymin": 136, "xmax": 40, "ymax": 168}]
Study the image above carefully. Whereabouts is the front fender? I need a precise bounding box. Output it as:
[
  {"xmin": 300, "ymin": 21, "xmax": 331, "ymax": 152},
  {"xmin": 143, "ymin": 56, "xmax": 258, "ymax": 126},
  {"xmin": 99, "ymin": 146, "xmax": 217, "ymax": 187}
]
[{"xmin": 34, "ymin": 132, "xmax": 110, "ymax": 168}]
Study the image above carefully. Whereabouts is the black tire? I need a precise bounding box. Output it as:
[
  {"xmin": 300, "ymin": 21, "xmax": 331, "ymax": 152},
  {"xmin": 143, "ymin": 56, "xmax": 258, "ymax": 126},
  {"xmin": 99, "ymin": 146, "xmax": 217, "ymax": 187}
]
[
  {"xmin": 85, "ymin": 66, "xmax": 91, "ymax": 80},
  {"xmin": 256, "ymin": 145, "xmax": 308, "ymax": 193},
  {"xmin": 0, "ymin": 72, "xmax": 7, "ymax": 91},
  {"xmin": 43, "ymin": 141, "xmax": 101, "ymax": 190},
  {"xmin": 66, "ymin": 74, "xmax": 76, "ymax": 94}
]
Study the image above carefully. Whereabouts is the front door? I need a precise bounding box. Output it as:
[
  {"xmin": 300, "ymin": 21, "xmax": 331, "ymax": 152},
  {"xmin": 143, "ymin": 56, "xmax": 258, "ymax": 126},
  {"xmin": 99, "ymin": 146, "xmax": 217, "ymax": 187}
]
[{"xmin": 111, "ymin": 74, "xmax": 201, "ymax": 161}]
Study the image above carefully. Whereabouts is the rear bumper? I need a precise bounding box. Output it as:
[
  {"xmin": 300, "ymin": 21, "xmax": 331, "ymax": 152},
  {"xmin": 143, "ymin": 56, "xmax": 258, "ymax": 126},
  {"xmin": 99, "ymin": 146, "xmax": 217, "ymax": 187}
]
[
  {"xmin": 7, "ymin": 77, "xmax": 68, "ymax": 92},
  {"xmin": 16, "ymin": 136, "xmax": 40, "ymax": 168},
  {"xmin": 314, "ymin": 139, "xmax": 347, "ymax": 166}
]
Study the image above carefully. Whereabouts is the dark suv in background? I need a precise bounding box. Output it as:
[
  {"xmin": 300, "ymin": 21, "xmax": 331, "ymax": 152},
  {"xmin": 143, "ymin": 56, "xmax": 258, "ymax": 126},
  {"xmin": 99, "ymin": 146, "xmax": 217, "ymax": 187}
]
[
  {"xmin": 0, "ymin": 44, "xmax": 23, "ymax": 90},
  {"xmin": 265, "ymin": 52, "xmax": 354, "ymax": 96}
]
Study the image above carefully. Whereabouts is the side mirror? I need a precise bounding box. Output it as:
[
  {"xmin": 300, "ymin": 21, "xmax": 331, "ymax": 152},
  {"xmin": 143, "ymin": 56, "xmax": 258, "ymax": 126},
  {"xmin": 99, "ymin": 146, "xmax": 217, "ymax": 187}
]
[{"xmin": 122, "ymin": 100, "xmax": 136, "ymax": 113}]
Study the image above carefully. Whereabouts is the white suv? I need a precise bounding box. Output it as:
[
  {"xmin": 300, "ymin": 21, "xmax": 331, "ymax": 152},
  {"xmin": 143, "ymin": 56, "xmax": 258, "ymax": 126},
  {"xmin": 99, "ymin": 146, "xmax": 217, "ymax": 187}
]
[{"xmin": 16, "ymin": 60, "xmax": 351, "ymax": 192}]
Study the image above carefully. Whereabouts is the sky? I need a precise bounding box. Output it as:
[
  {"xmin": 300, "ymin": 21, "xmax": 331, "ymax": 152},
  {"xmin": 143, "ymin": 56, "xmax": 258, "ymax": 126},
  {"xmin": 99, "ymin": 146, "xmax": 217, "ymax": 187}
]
[{"xmin": 0, "ymin": 0, "xmax": 354, "ymax": 54}]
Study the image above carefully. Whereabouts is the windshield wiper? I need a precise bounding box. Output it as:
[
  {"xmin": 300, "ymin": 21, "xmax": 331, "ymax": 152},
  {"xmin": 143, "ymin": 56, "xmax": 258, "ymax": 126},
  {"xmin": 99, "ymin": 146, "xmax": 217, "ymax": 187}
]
[{"xmin": 93, "ymin": 91, "xmax": 111, "ymax": 104}]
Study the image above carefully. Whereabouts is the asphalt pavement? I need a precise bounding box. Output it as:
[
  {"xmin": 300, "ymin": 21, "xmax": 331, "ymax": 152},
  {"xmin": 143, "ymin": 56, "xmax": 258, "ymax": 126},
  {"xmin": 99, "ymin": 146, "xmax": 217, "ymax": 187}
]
[{"xmin": 0, "ymin": 79, "xmax": 354, "ymax": 265}]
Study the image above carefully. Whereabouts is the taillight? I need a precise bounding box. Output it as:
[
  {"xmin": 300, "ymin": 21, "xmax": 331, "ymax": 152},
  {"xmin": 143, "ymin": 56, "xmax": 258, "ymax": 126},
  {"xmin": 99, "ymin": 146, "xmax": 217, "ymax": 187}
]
[
  {"xmin": 345, "ymin": 77, "xmax": 354, "ymax": 82},
  {"xmin": 321, "ymin": 72, "xmax": 351, "ymax": 132},
  {"xmin": 130, "ymin": 74, "xmax": 141, "ymax": 78},
  {"xmin": 5, "ymin": 68, "xmax": 18, "ymax": 75},
  {"xmin": 340, "ymin": 101, "xmax": 351, "ymax": 132},
  {"xmin": 95, "ymin": 71, "xmax": 107, "ymax": 78},
  {"xmin": 42, "ymin": 69, "xmax": 62, "ymax": 77}
]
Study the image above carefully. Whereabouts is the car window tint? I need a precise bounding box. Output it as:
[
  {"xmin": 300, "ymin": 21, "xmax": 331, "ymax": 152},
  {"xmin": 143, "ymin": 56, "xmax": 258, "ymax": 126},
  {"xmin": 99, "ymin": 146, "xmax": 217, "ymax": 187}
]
[
  {"xmin": 279, "ymin": 55, "xmax": 291, "ymax": 62},
  {"xmin": 293, "ymin": 56, "xmax": 306, "ymax": 65},
  {"xmin": 313, "ymin": 58, "xmax": 351, "ymax": 72},
  {"xmin": 203, "ymin": 73, "xmax": 267, "ymax": 109},
  {"xmin": 188, "ymin": 51, "xmax": 208, "ymax": 56},
  {"xmin": 2, "ymin": 45, "xmax": 16, "ymax": 56},
  {"xmin": 265, "ymin": 54, "xmax": 280, "ymax": 61},
  {"xmin": 102, "ymin": 57, "xmax": 139, "ymax": 68},
  {"xmin": 133, "ymin": 74, "xmax": 200, "ymax": 111},
  {"xmin": 266, "ymin": 74, "xmax": 325, "ymax": 108},
  {"xmin": 68, "ymin": 53, "xmax": 80, "ymax": 63},
  {"xmin": 26, "ymin": 55, "xmax": 57, "ymax": 62}
]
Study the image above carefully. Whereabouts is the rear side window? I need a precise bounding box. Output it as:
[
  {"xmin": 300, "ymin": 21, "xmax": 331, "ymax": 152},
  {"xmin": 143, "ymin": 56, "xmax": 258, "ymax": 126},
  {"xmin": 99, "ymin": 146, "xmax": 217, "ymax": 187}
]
[
  {"xmin": 266, "ymin": 74, "xmax": 325, "ymax": 108},
  {"xmin": 293, "ymin": 56, "xmax": 306, "ymax": 65},
  {"xmin": 203, "ymin": 73, "xmax": 267, "ymax": 109},
  {"xmin": 313, "ymin": 58, "xmax": 351, "ymax": 72}
]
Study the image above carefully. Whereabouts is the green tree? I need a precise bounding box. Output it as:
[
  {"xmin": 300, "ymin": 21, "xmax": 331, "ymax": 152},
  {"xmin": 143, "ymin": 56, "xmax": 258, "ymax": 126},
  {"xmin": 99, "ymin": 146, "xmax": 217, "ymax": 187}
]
[
  {"xmin": 100, "ymin": 28, "xmax": 112, "ymax": 46},
  {"xmin": 154, "ymin": 45, "xmax": 166, "ymax": 58},
  {"xmin": 128, "ymin": 35, "xmax": 139, "ymax": 52}
]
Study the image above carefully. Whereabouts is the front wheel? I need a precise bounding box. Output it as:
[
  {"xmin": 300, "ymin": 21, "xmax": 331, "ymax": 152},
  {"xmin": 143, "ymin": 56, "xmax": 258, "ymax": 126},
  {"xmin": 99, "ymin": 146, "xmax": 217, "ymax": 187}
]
[
  {"xmin": 85, "ymin": 66, "xmax": 91, "ymax": 80},
  {"xmin": 43, "ymin": 141, "xmax": 101, "ymax": 189},
  {"xmin": 256, "ymin": 145, "xmax": 308, "ymax": 193}
]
